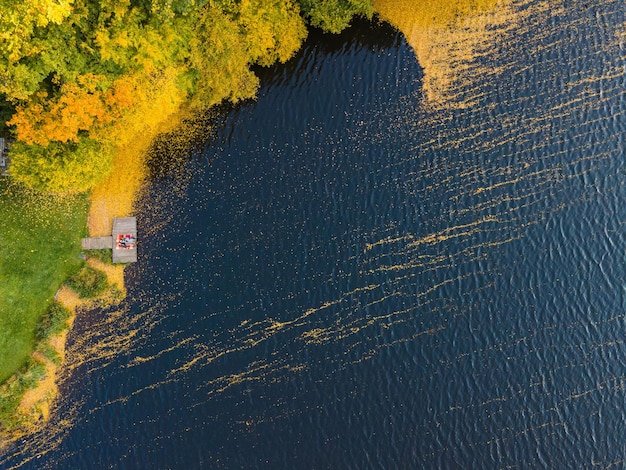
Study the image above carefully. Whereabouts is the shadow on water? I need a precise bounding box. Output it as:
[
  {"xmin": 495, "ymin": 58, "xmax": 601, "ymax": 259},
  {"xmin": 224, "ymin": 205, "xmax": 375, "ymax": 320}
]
[
  {"xmin": 254, "ymin": 17, "xmax": 404, "ymax": 85},
  {"xmin": 145, "ymin": 18, "xmax": 404, "ymax": 185},
  {"xmin": 144, "ymin": 105, "xmax": 230, "ymax": 184}
]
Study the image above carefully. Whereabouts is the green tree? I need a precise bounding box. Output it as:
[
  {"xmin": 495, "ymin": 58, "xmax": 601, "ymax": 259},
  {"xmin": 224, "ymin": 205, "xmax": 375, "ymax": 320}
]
[
  {"xmin": 297, "ymin": 0, "xmax": 373, "ymax": 33},
  {"xmin": 9, "ymin": 139, "xmax": 112, "ymax": 193},
  {"xmin": 187, "ymin": 1, "xmax": 307, "ymax": 107}
]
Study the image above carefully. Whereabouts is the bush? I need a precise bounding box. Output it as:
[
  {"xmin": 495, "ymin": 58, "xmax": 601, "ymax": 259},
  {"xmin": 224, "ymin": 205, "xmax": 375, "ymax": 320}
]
[
  {"xmin": 0, "ymin": 359, "xmax": 47, "ymax": 432},
  {"xmin": 36, "ymin": 302, "xmax": 71, "ymax": 341},
  {"xmin": 84, "ymin": 249, "xmax": 113, "ymax": 264},
  {"xmin": 65, "ymin": 264, "xmax": 108, "ymax": 298},
  {"xmin": 37, "ymin": 343, "xmax": 62, "ymax": 365}
]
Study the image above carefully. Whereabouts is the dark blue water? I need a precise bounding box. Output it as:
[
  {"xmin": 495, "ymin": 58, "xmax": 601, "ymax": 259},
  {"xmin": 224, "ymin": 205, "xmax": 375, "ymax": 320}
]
[{"xmin": 3, "ymin": 0, "xmax": 626, "ymax": 468}]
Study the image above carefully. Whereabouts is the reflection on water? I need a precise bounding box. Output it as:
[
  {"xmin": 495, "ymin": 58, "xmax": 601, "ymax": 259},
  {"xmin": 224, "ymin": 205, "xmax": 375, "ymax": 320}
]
[
  {"xmin": 2, "ymin": 0, "xmax": 626, "ymax": 468},
  {"xmin": 374, "ymin": 0, "xmax": 553, "ymax": 107}
]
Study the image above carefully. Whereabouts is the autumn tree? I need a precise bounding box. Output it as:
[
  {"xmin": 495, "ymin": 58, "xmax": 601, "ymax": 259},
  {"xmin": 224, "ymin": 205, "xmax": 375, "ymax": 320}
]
[
  {"xmin": 8, "ymin": 74, "xmax": 137, "ymax": 146},
  {"xmin": 9, "ymin": 139, "xmax": 112, "ymax": 193},
  {"xmin": 297, "ymin": 0, "xmax": 374, "ymax": 33},
  {"xmin": 186, "ymin": 0, "xmax": 307, "ymax": 107}
]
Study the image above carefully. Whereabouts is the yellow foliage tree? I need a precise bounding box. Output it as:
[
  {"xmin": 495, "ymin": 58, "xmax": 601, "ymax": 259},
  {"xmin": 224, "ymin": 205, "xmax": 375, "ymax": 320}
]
[
  {"xmin": 0, "ymin": 0, "xmax": 74, "ymax": 62},
  {"xmin": 9, "ymin": 139, "xmax": 113, "ymax": 194}
]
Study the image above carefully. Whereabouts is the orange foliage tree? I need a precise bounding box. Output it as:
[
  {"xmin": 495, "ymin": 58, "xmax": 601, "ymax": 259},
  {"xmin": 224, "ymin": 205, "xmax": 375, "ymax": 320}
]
[{"xmin": 9, "ymin": 75, "xmax": 136, "ymax": 147}]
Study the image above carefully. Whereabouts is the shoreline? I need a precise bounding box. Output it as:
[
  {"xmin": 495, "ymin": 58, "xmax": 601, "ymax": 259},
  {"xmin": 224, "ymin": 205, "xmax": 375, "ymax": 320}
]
[
  {"xmin": 0, "ymin": 258, "xmax": 125, "ymax": 446},
  {"xmin": 0, "ymin": 99, "xmax": 199, "ymax": 444}
]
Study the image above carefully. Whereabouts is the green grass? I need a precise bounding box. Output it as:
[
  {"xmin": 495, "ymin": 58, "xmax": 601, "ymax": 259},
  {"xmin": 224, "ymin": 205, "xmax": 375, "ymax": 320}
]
[{"xmin": 0, "ymin": 179, "xmax": 88, "ymax": 383}]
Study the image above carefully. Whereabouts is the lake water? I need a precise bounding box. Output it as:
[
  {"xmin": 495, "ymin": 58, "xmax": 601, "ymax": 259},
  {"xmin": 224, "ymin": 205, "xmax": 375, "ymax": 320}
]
[{"xmin": 2, "ymin": 0, "xmax": 626, "ymax": 468}]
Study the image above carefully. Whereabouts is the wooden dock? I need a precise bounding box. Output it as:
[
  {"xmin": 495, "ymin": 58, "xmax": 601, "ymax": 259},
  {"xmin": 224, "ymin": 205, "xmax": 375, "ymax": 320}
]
[
  {"xmin": 81, "ymin": 217, "xmax": 137, "ymax": 263},
  {"xmin": 112, "ymin": 217, "xmax": 137, "ymax": 263}
]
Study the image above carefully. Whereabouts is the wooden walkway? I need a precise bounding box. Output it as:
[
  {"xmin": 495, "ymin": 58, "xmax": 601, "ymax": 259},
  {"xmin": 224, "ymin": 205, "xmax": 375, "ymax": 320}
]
[
  {"xmin": 81, "ymin": 217, "xmax": 137, "ymax": 263},
  {"xmin": 81, "ymin": 236, "xmax": 113, "ymax": 250}
]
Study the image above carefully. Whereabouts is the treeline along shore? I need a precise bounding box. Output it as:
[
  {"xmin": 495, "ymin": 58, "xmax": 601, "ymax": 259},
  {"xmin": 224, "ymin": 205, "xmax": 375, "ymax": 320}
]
[{"xmin": 1, "ymin": 0, "xmax": 376, "ymax": 194}]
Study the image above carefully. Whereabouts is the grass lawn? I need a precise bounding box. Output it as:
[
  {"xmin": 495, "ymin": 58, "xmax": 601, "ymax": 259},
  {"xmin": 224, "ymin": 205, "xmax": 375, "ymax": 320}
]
[{"xmin": 0, "ymin": 179, "xmax": 88, "ymax": 383}]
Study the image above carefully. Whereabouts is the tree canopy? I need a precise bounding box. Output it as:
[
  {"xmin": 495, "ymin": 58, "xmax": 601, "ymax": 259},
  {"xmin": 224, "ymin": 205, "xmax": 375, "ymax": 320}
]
[{"xmin": 0, "ymin": 0, "xmax": 373, "ymax": 193}]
